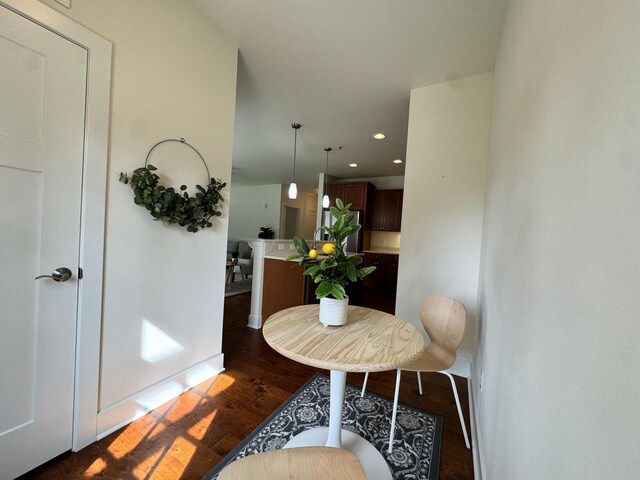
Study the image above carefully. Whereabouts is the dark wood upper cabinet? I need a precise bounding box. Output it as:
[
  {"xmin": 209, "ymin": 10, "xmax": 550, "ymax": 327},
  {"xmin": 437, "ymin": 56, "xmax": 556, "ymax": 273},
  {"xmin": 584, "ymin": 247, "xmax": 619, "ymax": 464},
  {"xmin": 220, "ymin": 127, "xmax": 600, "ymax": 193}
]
[
  {"xmin": 369, "ymin": 189, "xmax": 403, "ymax": 231},
  {"xmin": 327, "ymin": 184, "xmax": 345, "ymax": 207},
  {"xmin": 384, "ymin": 189, "xmax": 403, "ymax": 232},
  {"xmin": 369, "ymin": 189, "xmax": 386, "ymax": 230},
  {"xmin": 344, "ymin": 184, "xmax": 367, "ymax": 210},
  {"xmin": 326, "ymin": 182, "xmax": 375, "ymax": 232},
  {"xmin": 327, "ymin": 182, "xmax": 372, "ymax": 211}
]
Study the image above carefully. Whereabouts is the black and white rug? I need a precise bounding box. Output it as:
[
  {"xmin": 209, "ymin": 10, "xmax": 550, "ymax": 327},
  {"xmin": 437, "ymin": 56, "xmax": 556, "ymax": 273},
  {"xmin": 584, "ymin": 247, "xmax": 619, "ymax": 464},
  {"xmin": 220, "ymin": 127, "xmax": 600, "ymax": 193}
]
[
  {"xmin": 204, "ymin": 373, "xmax": 442, "ymax": 480},
  {"xmin": 224, "ymin": 279, "xmax": 252, "ymax": 298}
]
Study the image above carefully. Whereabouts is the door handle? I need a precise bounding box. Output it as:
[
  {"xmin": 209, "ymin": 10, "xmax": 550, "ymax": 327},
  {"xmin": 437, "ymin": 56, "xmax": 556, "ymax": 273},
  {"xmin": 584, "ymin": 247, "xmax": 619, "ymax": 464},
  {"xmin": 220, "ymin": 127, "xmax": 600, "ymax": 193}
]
[{"xmin": 35, "ymin": 267, "xmax": 73, "ymax": 282}]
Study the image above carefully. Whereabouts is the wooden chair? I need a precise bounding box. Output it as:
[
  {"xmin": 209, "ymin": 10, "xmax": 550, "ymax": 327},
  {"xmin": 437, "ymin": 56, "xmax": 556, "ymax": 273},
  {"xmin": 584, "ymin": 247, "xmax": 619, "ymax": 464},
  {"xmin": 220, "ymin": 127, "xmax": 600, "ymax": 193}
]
[
  {"xmin": 217, "ymin": 446, "xmax": 366, "ymax": 480},
  {"xmin": 361, "ymin": 294, "xmax": 470, "ymax": 452}
]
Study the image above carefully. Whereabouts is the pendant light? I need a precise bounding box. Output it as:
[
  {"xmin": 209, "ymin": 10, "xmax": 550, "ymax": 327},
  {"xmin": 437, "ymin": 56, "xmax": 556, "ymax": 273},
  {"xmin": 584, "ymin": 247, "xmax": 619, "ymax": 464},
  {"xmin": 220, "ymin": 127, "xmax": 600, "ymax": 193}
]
[
  {"xmin": 322, "ymin": 147, "xmax": 332, "ymax": 208},
  {"xmin": 288, "ymin": 123, "xmax": 301, "ymax": 199}
]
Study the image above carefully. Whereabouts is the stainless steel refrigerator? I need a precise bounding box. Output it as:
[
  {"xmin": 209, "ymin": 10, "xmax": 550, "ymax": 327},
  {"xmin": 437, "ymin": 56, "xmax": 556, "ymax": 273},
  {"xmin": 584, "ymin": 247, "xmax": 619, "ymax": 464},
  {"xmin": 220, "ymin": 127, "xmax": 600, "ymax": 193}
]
[{"xmin": 321, "ymin": 210, "xmax": 363, "ymax": 253}]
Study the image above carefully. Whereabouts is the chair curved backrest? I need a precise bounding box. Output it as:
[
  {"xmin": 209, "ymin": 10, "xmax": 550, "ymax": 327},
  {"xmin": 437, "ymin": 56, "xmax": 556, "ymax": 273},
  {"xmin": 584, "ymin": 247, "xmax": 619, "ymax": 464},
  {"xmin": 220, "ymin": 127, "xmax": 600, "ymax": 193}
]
[{"xmin": 421, "ymin": 294, "xmax": 466, "ymax": 355}]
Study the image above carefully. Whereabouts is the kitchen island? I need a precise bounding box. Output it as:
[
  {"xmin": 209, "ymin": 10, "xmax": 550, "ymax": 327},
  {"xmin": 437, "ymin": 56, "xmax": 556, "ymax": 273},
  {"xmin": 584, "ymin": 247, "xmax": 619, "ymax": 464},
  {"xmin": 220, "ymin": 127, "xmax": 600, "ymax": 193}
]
[{"xmin": 244, "ymin": 239, "xmax": 364, "ymax": 328}]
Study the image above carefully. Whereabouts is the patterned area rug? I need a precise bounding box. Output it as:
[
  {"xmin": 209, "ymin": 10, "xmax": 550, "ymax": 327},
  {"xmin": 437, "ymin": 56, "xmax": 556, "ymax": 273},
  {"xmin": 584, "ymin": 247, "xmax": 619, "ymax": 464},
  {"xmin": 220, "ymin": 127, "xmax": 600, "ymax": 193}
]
[
  {"xmin": 204, "ymin": 373, "xmax": 442, "ymax": 480},
  {"xmin": 224, "ymin": 279, "xmax": 252, "ymax": 298}
]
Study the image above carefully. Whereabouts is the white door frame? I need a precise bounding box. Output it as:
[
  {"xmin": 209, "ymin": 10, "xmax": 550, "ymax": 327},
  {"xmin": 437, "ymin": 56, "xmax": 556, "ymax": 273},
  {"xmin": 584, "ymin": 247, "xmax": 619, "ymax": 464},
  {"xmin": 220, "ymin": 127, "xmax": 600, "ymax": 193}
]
[{"xmin": 1, "ymin": 0, "xmax": 111, "ymax": 451}]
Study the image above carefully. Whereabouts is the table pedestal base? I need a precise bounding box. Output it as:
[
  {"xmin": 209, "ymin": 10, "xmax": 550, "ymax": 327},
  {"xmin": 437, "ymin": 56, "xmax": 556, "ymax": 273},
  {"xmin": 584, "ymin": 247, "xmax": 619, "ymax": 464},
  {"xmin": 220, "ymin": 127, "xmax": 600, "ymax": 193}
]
[{"xmin": 284, "ymin": 427, "xmax": 392, "ymax": 480}]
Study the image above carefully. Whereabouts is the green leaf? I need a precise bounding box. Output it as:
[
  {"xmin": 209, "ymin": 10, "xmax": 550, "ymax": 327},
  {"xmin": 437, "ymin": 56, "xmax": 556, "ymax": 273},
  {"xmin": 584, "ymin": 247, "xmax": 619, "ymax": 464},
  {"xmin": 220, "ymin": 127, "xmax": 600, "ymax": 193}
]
[
  {"xmin": 319, "ymin": 258, "xmax": 337, "ymax": 270},
  {"xmin": 358, "ymin": 266, "xmax": 376, "ymax": 277},
  {"xmin": 315, "ymin": 280, "xmax": 332, "ymax": 298},
  {"xmin": 304, "ymin": 264, "xmax": 325, "ymax": 277},
  {"xmin": 348, "ymin": 255, "xmax": 363, "ymax": 266},
  {"xmin": 330, "ymin": 283, "xmax": 346, "ymax": 300},
  {"xmin": 345, "ymin": 261, "xmax": 357, "ymax": 282},
  {"xmin": 284, "ymin": 253, "xmax": 301, "ymax": 261},
  {"xmin": 335, "ymin": 198, "xmax": 344, "ymax": 209},
  {"xmin": 292, "ymin": 236, "xmax": 310, "ymax": 254}
]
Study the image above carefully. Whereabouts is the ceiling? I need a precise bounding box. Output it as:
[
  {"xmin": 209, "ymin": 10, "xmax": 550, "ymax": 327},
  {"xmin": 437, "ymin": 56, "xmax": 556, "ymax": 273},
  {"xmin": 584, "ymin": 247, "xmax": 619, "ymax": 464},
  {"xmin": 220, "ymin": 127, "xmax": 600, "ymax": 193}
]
[{"xmin": 191, "ymin": 0, "xmax": 509, "ymax": 187}]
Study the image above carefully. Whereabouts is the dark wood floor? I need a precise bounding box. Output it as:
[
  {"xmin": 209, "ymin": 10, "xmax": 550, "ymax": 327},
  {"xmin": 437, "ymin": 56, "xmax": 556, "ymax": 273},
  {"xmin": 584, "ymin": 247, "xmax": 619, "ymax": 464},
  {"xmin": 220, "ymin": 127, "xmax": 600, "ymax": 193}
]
[{"xmin": 21, "ymin": 293, "xmax": 473, "ymax": 479}]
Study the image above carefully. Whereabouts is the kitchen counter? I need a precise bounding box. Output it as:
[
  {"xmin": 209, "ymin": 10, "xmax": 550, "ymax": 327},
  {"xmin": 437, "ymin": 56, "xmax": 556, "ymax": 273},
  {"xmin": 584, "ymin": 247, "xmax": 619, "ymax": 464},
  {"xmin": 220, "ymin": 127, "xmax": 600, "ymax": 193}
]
[
  {"xmin": 265, "ymin": 252, "xmax": 364, "ymax": 261},
  {"xmin": 363, "ymin": 247, "xmax": 400, "ymax": 255}
]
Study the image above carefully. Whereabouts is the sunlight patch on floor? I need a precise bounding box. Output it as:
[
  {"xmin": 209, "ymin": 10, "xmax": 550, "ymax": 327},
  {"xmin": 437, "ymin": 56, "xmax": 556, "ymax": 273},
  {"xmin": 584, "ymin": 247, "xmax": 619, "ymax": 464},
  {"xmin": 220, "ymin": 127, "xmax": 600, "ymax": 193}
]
[
  {"xmin": 105, "ymin": 372, "xmax": 233, "ymax": 463},
  {"xmin": 83, "ymin": 457, "xmax": 107, "ymax": 477},
  {"xmin": 107, "ymin": 414, "xmax": 167, "ymax": 460},
  {"xmin": 199, "ymin": 371, "xmax": 236, "ymax": 396},
  {"xmin": 187, "ymin": 409, "xmax": 218, "ymax": 441},
  {"xmin": 132, "ymin": 435, "xmax": 197, "ymax": 480}
]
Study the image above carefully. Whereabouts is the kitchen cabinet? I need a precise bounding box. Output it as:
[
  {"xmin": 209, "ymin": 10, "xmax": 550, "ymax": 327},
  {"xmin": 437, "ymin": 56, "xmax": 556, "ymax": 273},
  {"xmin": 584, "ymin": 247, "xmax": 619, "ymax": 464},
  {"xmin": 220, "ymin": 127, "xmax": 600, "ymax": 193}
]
[
  {"xmin": 262, "ymin": 259, "xmax": 307, "ymax": 319},
  {"xmin": 361, "ymin": 252, "xmax": 399, "ymax": 290},
  {"xmin": 369, "ymin": 189, "xmax": 403, "ymax": 231},
  {"xmin": 327, "ymin": 182, "xmax": 373, "ymax": 211},
  {"xmin": 326, "ymin": 184, "xmax": 345, "ymax": 207},
  {"xmin": 344, "ymin": 183, "xmax": 368, "ymax": 210}
]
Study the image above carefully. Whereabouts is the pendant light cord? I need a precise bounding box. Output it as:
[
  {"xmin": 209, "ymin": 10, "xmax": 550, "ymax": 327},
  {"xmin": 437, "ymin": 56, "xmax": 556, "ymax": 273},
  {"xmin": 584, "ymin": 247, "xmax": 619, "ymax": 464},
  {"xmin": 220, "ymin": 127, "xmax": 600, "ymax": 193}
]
[
  {"xmin": 291, "ymin": 123, "xmax": 301, "ymax": 183},
  {"xmin": 324, "ymin": 147, "xmax": 332, "ymax": 196}
]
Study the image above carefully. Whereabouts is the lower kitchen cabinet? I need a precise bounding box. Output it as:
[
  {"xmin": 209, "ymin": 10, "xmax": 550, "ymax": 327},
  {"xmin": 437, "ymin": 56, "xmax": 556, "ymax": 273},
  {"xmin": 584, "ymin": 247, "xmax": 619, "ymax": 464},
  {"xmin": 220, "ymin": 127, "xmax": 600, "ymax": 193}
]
[
  {"xmin": 361, "ymin": 253, "xmax": 399, "ymax": 290},
  {"xmin": 262, "ymin": 259, "xmax": 307, "ymax": 319}
]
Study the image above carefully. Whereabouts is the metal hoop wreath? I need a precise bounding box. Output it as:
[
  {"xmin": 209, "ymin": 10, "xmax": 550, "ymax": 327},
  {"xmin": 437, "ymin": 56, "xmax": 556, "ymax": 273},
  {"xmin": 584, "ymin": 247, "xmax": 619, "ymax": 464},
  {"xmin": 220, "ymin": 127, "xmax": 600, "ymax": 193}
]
[{"xmin": 144, "ymin": 137, "xmax": 211, "ymax": 181}]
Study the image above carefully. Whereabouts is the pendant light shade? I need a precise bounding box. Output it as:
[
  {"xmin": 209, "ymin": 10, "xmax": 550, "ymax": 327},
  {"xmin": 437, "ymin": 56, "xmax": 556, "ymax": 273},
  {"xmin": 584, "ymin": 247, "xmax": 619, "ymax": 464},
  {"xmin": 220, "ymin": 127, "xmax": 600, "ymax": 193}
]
[
  {"xmin": 323, "ymin": 147, "xmax": 332, "ymax": 208},
  {"xmin": 288, "ymin": 182, "xmax": 298, "ymax": 200},
  {"xmin": 288, "ymin": 123, "xmax": 301, "ymax": 199}
]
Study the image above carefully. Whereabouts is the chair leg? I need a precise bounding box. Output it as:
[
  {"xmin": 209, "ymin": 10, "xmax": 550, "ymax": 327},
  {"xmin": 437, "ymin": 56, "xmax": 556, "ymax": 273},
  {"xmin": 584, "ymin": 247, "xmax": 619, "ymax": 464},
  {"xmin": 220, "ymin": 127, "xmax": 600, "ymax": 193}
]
[
  {"xmin": 361, "ymin": 372, "xmax": 369, "ymax": 398},
  {"xmin": 442, "ymin": 371, "xmax": 470, "ymax": 449},
  {"xmin": 388, "ymin": 369, "xmax": 402, "ymax": 453},
  {"xmin": 417, "ymin": 371, "xmax": 423, "ymax": 395}
]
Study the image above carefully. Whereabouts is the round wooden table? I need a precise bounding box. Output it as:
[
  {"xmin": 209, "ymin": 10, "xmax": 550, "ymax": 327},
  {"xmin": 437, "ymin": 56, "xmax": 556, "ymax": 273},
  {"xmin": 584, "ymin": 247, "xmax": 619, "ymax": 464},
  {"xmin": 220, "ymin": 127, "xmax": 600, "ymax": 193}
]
[{"xmin": 263, "ymin": 304, "xmax": 424, "ymax": 480}]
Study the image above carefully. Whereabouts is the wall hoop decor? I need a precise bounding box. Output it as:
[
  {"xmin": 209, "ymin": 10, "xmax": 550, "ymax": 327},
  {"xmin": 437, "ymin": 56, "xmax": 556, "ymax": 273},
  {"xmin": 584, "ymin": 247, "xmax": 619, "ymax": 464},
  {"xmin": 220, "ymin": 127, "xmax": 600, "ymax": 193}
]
[{"xmin": 119, "ymin": 137, "xmax": 226, "ymax": 233}]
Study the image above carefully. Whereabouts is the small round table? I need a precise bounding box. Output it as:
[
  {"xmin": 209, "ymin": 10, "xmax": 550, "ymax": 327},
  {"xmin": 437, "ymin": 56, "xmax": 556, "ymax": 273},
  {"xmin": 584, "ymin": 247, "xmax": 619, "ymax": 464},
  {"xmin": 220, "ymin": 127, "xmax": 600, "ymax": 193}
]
[{"xmin": 263, "ymin": 304, "xmax": 424, "ymax": 480}]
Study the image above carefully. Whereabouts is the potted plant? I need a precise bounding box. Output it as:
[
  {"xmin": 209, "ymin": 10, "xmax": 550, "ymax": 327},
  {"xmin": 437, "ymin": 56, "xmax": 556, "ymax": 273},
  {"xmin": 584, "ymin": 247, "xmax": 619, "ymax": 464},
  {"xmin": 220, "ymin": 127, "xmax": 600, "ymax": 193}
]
[{"xmin": 286, "ymin": 199, "xmax": 376, "ymax": 326}]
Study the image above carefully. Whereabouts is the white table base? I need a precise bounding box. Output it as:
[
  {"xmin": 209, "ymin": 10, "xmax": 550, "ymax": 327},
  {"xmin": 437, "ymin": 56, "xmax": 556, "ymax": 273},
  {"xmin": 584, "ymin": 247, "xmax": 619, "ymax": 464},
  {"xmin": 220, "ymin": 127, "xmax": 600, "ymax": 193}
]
[
  {"xmin": 285, "ymin": 427, "xmax": 392, "ymax": 480},
  {"xmin": 284, "ymin": 370, "xmax": 392, "ymax": 480}
]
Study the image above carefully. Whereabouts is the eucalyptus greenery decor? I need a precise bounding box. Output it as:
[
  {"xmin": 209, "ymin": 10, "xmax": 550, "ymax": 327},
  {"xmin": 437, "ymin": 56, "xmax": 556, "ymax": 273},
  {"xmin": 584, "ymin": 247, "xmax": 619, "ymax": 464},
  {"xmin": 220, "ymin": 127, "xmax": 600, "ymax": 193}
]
[
  {"xmin": 119, "ymin": 164, "xmax": 226, "ymax": 233},
  {"xmin": 286, "ymin": 199, "xmax": 376, "ymax": 299}
]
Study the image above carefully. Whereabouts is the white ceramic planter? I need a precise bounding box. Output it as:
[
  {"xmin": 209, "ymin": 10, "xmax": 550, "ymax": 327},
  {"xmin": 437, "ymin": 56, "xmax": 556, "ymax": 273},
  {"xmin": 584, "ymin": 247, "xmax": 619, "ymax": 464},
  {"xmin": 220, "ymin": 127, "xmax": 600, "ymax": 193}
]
[{"xmin": 319, "ymin": 295, "xmax": 349, "ymax": 326}]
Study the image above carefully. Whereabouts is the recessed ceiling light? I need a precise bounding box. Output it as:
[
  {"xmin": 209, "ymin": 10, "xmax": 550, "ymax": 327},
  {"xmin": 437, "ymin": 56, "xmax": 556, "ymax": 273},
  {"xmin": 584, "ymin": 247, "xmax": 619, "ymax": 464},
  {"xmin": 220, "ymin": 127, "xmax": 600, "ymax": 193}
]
[
  {"xmin": 373, "ymin": 133, "xmax": 386, "ymax": 140},
  {"xmin": 348, "ymin": 163, "xmax": 358, "ymax": 168},
  {"xmin": 393, "ymin": 159, "xmax": 403, "ymax": 164}
]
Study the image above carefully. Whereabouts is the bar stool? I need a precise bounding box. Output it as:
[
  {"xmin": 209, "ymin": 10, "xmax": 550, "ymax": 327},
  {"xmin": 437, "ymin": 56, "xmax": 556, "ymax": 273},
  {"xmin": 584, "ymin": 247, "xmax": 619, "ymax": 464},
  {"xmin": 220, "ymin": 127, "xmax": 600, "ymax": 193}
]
[{"xmin": 361, "ymin": 294, "xmax": 470, "ymax": 452}]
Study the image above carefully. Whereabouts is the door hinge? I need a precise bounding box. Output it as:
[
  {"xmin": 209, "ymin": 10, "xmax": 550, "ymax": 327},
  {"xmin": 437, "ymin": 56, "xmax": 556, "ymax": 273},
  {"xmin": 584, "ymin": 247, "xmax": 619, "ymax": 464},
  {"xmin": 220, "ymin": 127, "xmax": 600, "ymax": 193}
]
[{"xmin": 78, "ymin": 267, "xmax": 83, "ymax": 279}]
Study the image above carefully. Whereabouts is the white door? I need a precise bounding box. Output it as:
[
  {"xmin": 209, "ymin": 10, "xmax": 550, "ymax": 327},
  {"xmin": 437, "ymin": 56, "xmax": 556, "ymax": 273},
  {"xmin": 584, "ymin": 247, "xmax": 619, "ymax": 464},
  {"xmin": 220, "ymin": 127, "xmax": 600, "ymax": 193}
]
[{"xmin": 0, "ymin": 5, "xmax": 87, "ymax": 479}]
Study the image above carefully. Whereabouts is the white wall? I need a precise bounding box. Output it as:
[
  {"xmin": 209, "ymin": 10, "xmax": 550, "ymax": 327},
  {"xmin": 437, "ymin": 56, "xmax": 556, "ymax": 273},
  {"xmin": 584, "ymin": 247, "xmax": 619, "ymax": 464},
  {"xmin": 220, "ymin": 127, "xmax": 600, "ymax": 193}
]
[
  {"xmin": 475, "ymin": 1, "xmax": 640, "ymax": 478},
  {"xmin": 228, "ymin": 184, "xmax": 282, "ymax": 239},
  {"xmin": 41, "ymin": 0, "xmax": 237, "ymax": 426},
  {"xmin": 396, "ymin": 72, "xmax": 493, "ymax": 362},
  {"xmin": 280, "ymin": 186, "xmax": 318, "ymax": 239}
]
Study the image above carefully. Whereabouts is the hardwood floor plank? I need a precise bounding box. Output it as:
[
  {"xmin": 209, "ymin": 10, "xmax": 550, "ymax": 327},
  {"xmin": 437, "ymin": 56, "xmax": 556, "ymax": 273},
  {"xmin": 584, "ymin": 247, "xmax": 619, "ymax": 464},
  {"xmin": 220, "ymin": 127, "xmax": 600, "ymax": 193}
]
[{"xmin": 19, "ymin": 293, "xmax": 473, "ymax": 479}]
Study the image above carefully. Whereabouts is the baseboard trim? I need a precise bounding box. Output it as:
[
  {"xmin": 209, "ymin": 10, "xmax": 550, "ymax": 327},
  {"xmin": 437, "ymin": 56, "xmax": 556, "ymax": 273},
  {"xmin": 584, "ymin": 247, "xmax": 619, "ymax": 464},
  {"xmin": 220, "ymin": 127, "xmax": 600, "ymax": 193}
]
[
  {"xmin": 468, "ymin": 377, "xmax": 486, "ymax": 480},
  {"xmin": 96, "ymin": 353, "xmax": 225, "ymax": 439},
  {"xmin": 247, "ymin": 314, "xmax": 262, "ymax": 329}
]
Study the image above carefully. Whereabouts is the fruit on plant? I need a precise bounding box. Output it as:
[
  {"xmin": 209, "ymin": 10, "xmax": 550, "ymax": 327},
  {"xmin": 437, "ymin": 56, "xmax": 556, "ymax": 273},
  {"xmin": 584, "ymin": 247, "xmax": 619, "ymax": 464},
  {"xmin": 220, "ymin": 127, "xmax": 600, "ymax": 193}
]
[
  {"xmin": 322, "ymin": 243, "xmax": 336, "ymax": 255},
  {"xmin": 308, "ymin": 249, "xmax": 318, "ymax": 259}
]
